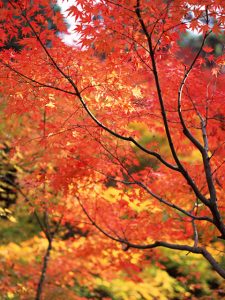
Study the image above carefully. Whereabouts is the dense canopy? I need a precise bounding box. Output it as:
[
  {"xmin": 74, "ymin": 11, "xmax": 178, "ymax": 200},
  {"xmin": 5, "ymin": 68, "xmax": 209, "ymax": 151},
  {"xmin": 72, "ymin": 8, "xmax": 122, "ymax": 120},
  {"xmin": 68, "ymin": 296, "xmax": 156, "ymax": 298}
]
[{"xmin": 0, "ymin": 0, "xmax": 225, "ymax": 299}]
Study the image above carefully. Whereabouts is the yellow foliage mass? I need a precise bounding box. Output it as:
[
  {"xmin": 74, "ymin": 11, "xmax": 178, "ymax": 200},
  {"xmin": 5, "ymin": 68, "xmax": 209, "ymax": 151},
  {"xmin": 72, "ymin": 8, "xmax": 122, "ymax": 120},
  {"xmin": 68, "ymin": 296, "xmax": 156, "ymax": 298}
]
[{"xmin": 95, "ymin": 268, "xmax": 187, "ymax": 300}]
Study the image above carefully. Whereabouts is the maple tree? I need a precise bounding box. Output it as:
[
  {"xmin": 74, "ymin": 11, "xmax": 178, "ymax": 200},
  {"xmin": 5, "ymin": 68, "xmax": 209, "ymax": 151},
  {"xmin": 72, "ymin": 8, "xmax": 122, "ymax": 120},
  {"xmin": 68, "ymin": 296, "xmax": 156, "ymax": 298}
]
[{"xmin": 0, "ymin": 0, "xmax": 225, "ymax": 298}]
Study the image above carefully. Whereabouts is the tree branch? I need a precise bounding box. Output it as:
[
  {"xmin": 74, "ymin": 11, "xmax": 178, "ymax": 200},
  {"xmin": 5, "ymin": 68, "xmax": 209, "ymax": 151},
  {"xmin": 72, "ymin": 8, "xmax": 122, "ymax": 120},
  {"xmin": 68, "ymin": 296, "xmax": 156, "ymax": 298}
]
[
  {"xmin": 1, "ymin": 61, "xmax": 77, "ymax": 97},
  {"xmin": 6, "ymin": 3, "xmax": 178, "ymax": 172},
  {"xmin": 35, "ymin": 240, "xmax": 52, "ymax": 300},
  {"xmin": 136, "ymin": 181, "xmax": 213, "ymax": 223},
  {"xmin": 177, "ymin": 33, "xmax": 225, "ymax": 238},
  {"xmin": 177, "ymin": 33, "xmax": 217, "ymax": 200},
  {"xmin": 83, "ymin": 128, "xmax": 213, "ymax": 223},
  {"xmin": 76, "ymin": 194, "xmax": 225, "ymax": 279},
  {"xmin": 134, "ymin": 0, "xmax": 208, "ymax": 206}
]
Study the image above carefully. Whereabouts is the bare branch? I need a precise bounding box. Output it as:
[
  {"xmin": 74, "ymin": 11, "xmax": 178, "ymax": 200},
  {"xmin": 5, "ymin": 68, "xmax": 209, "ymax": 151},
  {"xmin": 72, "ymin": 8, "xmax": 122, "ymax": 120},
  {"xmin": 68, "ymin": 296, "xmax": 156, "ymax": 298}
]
[
  {"xmin": 4, "ymin": 1, "xmax": 180, "ymax": 173},
  {"xmin": 134, "ymin": 0, "xmax": 208, "ymax": 206},
  {"xmin": 1, "ymin": 61, "xmax": 78, "ymax": 97},
  {"xmin": 176, "ymin": 32, "xmax": 225, "ymax": 238},
  {"xmin": 192, "ymin": 220, "xmax": 199, "ymax": 248},
  {"xmin": 35, "ymin": 239, "xmax": 52, "ymax": 300},
  {"xmin": 84, "ymin": 126, "xmax": 213, "ymax": 223},
  {"xmin": 177, "ymin": 33, "xmax": 219, "ymax": 204},
  {"xmin": 76, "ymin": 194, "xmax": 225, "ymax": 279},
  {"xmin": 136, "ymin": 181, "xmax": 213, "ymax": 223}
]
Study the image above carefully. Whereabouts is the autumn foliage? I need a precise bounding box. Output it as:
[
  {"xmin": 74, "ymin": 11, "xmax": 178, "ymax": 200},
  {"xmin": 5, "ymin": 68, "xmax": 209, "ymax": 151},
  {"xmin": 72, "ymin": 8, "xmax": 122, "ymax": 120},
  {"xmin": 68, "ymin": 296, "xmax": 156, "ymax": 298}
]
[{"xmin": 0, "ymin": 0, "xmax": 225, "ymax": 298}]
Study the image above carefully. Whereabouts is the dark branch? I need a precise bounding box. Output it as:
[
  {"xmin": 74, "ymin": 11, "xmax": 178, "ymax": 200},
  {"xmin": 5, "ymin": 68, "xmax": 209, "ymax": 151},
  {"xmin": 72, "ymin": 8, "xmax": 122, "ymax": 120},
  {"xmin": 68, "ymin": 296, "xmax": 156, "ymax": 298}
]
[
  {"xmin": 134, "ymin": 0, "xmax": 208, "ymax": 206},
  {"xmin": 136, "ymin": 181, "xmax": 213, "ymax": 223},
  {"xmin": 5, "ymin": 4, "xmax": 178, "ymax": 172},
  {"xmin": 76, "ymin": 195, "xmax": 225, "ymax": 279},
  {"xmin": 176, "ymin": 32, "xmax": 225, "ymax": 238},
  {"xmin": 1, "ymin": 61, "xmax": 77, "ymax": 97}
]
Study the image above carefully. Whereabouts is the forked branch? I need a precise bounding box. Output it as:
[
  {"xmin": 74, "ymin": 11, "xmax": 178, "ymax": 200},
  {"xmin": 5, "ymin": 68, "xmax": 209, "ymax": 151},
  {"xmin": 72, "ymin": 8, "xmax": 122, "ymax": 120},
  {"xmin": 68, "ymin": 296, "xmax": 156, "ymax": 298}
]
[
  {"xmin": 134, "ymin": 0, "xmax": 209, "ymax": 207},
  {"xmin": 5, "ymin": 1, "xmax": 178, "ymax": 172},
  {"xmin": 76, "ymin": 195, "xmax": 225, "ymax": 279}
]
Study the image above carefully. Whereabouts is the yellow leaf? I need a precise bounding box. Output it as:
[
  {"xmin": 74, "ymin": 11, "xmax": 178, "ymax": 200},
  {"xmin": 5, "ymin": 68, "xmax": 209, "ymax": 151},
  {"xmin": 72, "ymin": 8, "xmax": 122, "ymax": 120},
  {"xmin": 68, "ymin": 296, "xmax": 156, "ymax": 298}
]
[
  {"xmin": 132, "ymin": 86, "xmax": 142, "ymax": 98},
  {"xmin": 45, "ymin": 101, "xmax": 55, "ymax": 108},
  {"xmin": 7, "ymin": 292, "xmax": 14, "ymax": 299},
  {"xmin": 7, "ymin": 215, "xmax": 17, "ymax": 223}
]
